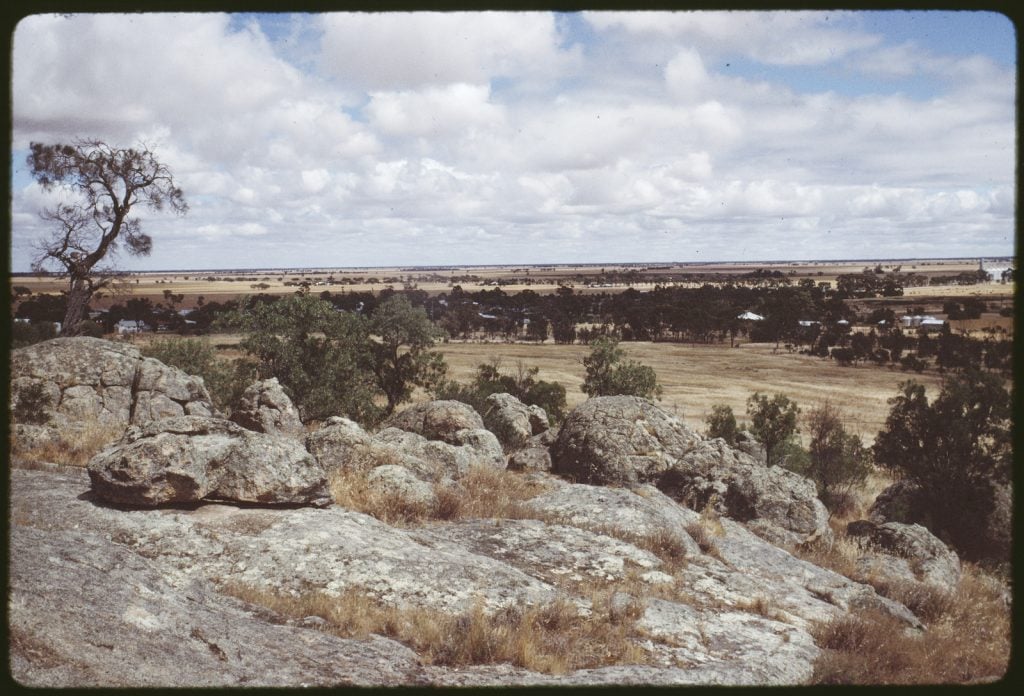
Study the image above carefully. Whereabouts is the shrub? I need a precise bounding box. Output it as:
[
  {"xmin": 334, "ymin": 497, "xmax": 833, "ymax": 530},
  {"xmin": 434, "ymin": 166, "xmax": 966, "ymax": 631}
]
[
  {"xmin": 220, "ymin": 295, "xmax": 381, "ymax": 424},
  {"xmin": 77, "ymin": 319, "xmax": 105, "ymax": 338},
  {"xmin": 746, "ymin": 392, "xmax": 799, "ymax": 468},
  {"xmin": 796, "ymin": 403, "xmax": 872, "ymax": 512},
  {"xmin": 141, "ymin": 337, "xmax": 255, "ymax": 415},
  {"xmin": 810, "ymin": 564, "xmax": 1009, "ymax": 684},
  {"xmin": 872, "ymin": 370, "xmax": 1011, "ymax": 561},
  {"xmin": 581, "ymin": 337, "xmax": 662, "ymax": 400},
  {"xmin": 899, "ymin": 354, "xmax": 926, "ymax": 373},
  {"xmin": 12, "ymin": 382, "xmax": 53, "ymax": 425},
  {"xmin": 704, "ymin": 404, "xmax": 738, "ymax": 445}
]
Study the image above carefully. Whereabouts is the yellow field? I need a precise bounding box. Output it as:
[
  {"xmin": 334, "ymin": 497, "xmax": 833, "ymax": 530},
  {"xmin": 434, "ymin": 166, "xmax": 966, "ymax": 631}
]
[
  {"xmin": 435, "ymin": 340, "xmax": 948, "ymax": 445},
  {"xmin": 12, "ymin": 257, "xmax": 1014, "ymax": 305},
  {"xmin": 131, "ymin": 330, "xmax": 951, "ymax": 444}
]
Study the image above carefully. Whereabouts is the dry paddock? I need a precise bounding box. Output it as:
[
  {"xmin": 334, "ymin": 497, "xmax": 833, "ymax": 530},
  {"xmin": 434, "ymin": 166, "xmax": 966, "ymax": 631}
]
[{"xmin": 433, "ymin": 340, "xmax": 949, "ymax": 446}]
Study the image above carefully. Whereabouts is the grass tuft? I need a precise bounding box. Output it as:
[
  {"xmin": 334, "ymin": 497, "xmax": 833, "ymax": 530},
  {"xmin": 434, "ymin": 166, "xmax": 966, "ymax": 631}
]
[
  {"xmin": 329, "ymin": 460, "xmax": 552, "ymax": 527},
  {"xmin": 220, "ymin": 583, "xmax": 652, "ymax": 674},
  {"xmin": 810, "ymin": 562, "xmax": 1010, "ymax": 684},
  {"xmin": 10, "ymin": 419, "xmax": 126, "ymax": 468}
]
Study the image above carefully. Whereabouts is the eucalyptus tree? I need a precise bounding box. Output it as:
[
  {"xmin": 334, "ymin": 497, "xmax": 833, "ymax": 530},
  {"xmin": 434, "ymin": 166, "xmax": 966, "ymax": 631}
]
[{"xmin": 26, "ymin": 139, "xmax": 187, "ymax": 334}]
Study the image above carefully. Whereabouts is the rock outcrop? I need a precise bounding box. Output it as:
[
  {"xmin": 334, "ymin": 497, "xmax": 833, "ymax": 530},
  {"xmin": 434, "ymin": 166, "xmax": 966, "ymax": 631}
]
[
  {"xmin": 482, "ymin": 393, "xmax": 549, "ymax": 451},
  {"xmin": 88, "ymin": 416, "xmax": 331, "ymax": 507},
  {"xmin": 229, "ymin": 378, "xmax": 304, "ymax": 438},
  {"xmin": 9, "ymin": 525, "xmax": 427, "ymax": 688},
  {"xmin": 9, "ymin": 337, "xmax": 215, "ymax": 452},
  {"xmin": 552, "ymin": 396, "xmax": 702, "ymax": 486},
  {"xmin": 551, "ymin": 396, "xmax": 830, "ymax": 546},
  {"xmin": 305, "ymin": 412, "xmax": 503, "ymax": 484},
  {"xmin": 846, "ymin": 520, "xmax": 962, "ymax": 593},
  {"xmin": 380, "ymin": 400, "xmax": 485, "ymax": 444},
  {"xmin": 10, "ymin": 464, "xmax": 925, "ymax": 687}
]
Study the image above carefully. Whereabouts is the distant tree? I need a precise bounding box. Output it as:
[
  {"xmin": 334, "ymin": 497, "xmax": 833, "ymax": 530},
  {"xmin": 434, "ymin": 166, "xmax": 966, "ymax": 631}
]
[
  {"xmin": 581, "ymin": 336, "xmax": 662, "ymax": 400},
  {"xmin": 224, "ymin": 295, "xmax": 379, "ymax": 424},
  {"xmin": 526, "ymin": 315, "xmax": 549, "ymax": 342},
  {"xmin": 797, "ymin": 402, "xmax": 871, "ymax": 511},
  {"xmin": 142, "ymin": 337, "xmax": 256, "ymax": 414},
  {"xmin": 10, "ymin": 320, "xmax": 59, "ymax": 348},
  {"xmin": 26, "ymin": 140, "xmax": 187, "ymax": 335},
  {"xmin": 873, "ymin": 370, "xmax": 1011, "ymax": 559},
  {"xmin": 368, "ymin": 294, "xmax": 447, "ymax": 416},
  {"xmin": 14, "ymin": 293, "xmax": 66, "ymax": 323},
  {"xmin": 746, "ymin": 392, "xmax": 800, "ymax": 467},
  {"xmin": 705, "ymin": 405, "xmax": 739, "ymax": 445},
  {"xmin": 433, "ymin": 358, "xmax": 567, "ymax": 425}
]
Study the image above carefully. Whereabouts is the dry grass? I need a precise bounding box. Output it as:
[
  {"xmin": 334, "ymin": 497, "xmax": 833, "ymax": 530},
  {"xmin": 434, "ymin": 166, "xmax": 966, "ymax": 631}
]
[
  {"xmin": 435, "ymin": 341, "xmax": 949, "ymax": 445},
  {"xmin": 735, "ymin": 595, "xmax": 787, "ymax": 622},
  {"xmin": 673, "ymin": 496, "xmax": 727, "ymax": 563},
  {"xmin": 329, "ymin": 457, "xmax": 553, "ymax": 527},
  {"xmin": 795, "ymin": 509, "xmax": 1011, "ymax": 685},
  {"xmin": 811, "ymin": 564, "xmax": 1010, "ymax": 684},
  {"xmin": 10, "ymin": 419, "xmax": 125, "ymax": 468},
  {"xmin": 221, "ymin": 583, "xmax": 651, "ymax": 674}
]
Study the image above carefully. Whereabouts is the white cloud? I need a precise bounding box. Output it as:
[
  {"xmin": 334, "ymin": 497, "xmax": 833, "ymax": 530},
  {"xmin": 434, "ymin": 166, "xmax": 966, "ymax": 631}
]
[
  {"xmin": 8, "ymin": 11, "xmax": 1015, "ymax": 270},
  {"xmin": 366, "ymin": 83, "xmax": 505, "ymax": 137},
  {"xmin": 317, "ymin": 12, "xmax": 581, "ymax": 89},
  {"xmin": 585, "ymin": 11, "xmax": 881, "ymax": 66}
]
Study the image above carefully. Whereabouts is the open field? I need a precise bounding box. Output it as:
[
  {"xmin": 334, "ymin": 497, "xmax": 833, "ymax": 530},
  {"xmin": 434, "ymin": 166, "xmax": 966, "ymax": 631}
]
[
  {"xmin": 431, "ymin": 341, "xmax": 947, "ymax": 446},
  {"xmin": 128, "ymin": 331, "xmax": 950, "ymax": 444},
  {"xmin": 12, "ymin": 257, "xmax": 1014, "ymax": 307}
]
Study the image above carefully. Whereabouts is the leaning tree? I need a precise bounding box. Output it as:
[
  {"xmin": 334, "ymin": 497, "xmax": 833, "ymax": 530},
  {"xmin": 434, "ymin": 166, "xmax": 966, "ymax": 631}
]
[{"xmin": 26, "ymin": 139, "xmax": 187, "ymax": 335}]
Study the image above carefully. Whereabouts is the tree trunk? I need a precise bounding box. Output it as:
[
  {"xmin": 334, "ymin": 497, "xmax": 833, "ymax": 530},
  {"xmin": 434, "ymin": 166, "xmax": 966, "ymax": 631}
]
[{"xmin": 61, "ymin": 277, "xmax": 92, "ymax": 336}]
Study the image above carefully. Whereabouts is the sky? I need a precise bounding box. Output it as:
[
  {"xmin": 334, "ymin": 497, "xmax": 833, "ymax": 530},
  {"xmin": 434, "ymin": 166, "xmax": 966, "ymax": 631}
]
[{"xmin": 8, "ymin": 10, "xmax": 1017, "ymax": 271}]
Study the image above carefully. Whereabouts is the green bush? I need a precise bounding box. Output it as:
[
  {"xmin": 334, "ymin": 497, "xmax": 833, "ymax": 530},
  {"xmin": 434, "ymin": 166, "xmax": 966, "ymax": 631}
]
[
  {"xmin": 872, "ymin": 369, "xmax": 1011, "ymax": 561},
  {"xmin": 795, "ymin": 402, "xmax": 871, "ymax": 512},
  {"xmin": 141, "ymin": 337, "xmax": 255, "ymax": 415},
  {"xmin": 220, "ymin": 294, "xmax": 380, "ymax": 425},
  {"xmin": 581, "ymin": 337, "xmax": 662, "ymax": 400},
  {"xmin": 746, "ymin": 392, "xmax": 800, "ymax": 468},
  {"xmin": 705, "ymin": 405, "xmax": 738, "ymax": 445},
  {"xmin": 13, "ymin": 381, "xmax": 53, "ymax": 425},
  {"xmin": 77, "ymin": 320, "xmax": 105, "ymax": 338}
]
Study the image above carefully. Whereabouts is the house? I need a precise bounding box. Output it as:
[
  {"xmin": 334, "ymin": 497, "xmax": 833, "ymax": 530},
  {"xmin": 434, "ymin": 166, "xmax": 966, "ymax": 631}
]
[
  {"xmin": 736, "ymin": 311, "xmax": 764, "ymax": 321},
  {"xmin": 115, "ymin": 319, "xmax": 150, "ymax": 334},
  {"xmin": 901, "ymin": 315, "xmax": 944, "ymax": 329}
]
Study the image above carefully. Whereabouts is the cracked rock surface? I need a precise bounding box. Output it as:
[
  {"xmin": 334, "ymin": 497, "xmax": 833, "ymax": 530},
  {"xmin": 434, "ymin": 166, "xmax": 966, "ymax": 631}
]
[
  {"xmin": 9, "ymin": 337, "xmax": 214, "ymax": 440},
  {"xmin": 11, "ymin": 467, "xmax": 924, "ymax": 687}
]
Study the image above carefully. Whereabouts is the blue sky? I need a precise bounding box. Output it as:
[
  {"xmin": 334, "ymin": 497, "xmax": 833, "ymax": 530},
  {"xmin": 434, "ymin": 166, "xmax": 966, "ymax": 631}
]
[{"xmin": 9, "ymin": 10, "xmax": 1016, "ymax": 271}]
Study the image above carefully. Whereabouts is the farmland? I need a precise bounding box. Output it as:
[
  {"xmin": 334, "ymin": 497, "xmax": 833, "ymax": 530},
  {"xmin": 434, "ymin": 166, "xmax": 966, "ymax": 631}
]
[{"xmin": 11, "ymin": 257, "xmax": 1015, "ymax": 308}]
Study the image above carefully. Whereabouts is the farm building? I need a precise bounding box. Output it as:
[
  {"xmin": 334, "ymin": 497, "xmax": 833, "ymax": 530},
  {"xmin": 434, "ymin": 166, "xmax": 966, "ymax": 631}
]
[{"xmin": 115, "ymin": 319, "xmax": 150, "ymax": 334}]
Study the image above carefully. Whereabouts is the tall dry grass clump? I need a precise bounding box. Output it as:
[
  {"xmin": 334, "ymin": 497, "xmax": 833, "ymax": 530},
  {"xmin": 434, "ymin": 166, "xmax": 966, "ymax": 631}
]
[
  {"xmin": 221, "ymin": 583, "xmax": 651, "ymax": 674},
  {"xmin": 10, "ymin": 419, "xmax": 125, "ymax": 469},
  {"xmin": 810, "ymin": 562, "xmax": 1010, "ymax": 684},
  {"xmin": 435, "ymin": 464, "xmax": 553, "ymax": 520},
  {"xmin": 328, "ymin": 450, "xmax": 552, "ymax": 526}
]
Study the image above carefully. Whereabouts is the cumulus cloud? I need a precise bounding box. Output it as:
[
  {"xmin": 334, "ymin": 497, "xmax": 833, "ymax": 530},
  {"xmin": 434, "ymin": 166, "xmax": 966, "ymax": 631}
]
[
  {"xmin": 585, "ymin": 11, "xmax": 881, "ymax": 66},
  {"xmin": 317, "ymin": 12, "xmax": 581, "ymax": 89},
  {"xmin": 8, "ymin": 11, "xmax": 1015, "ymax": 270}
]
